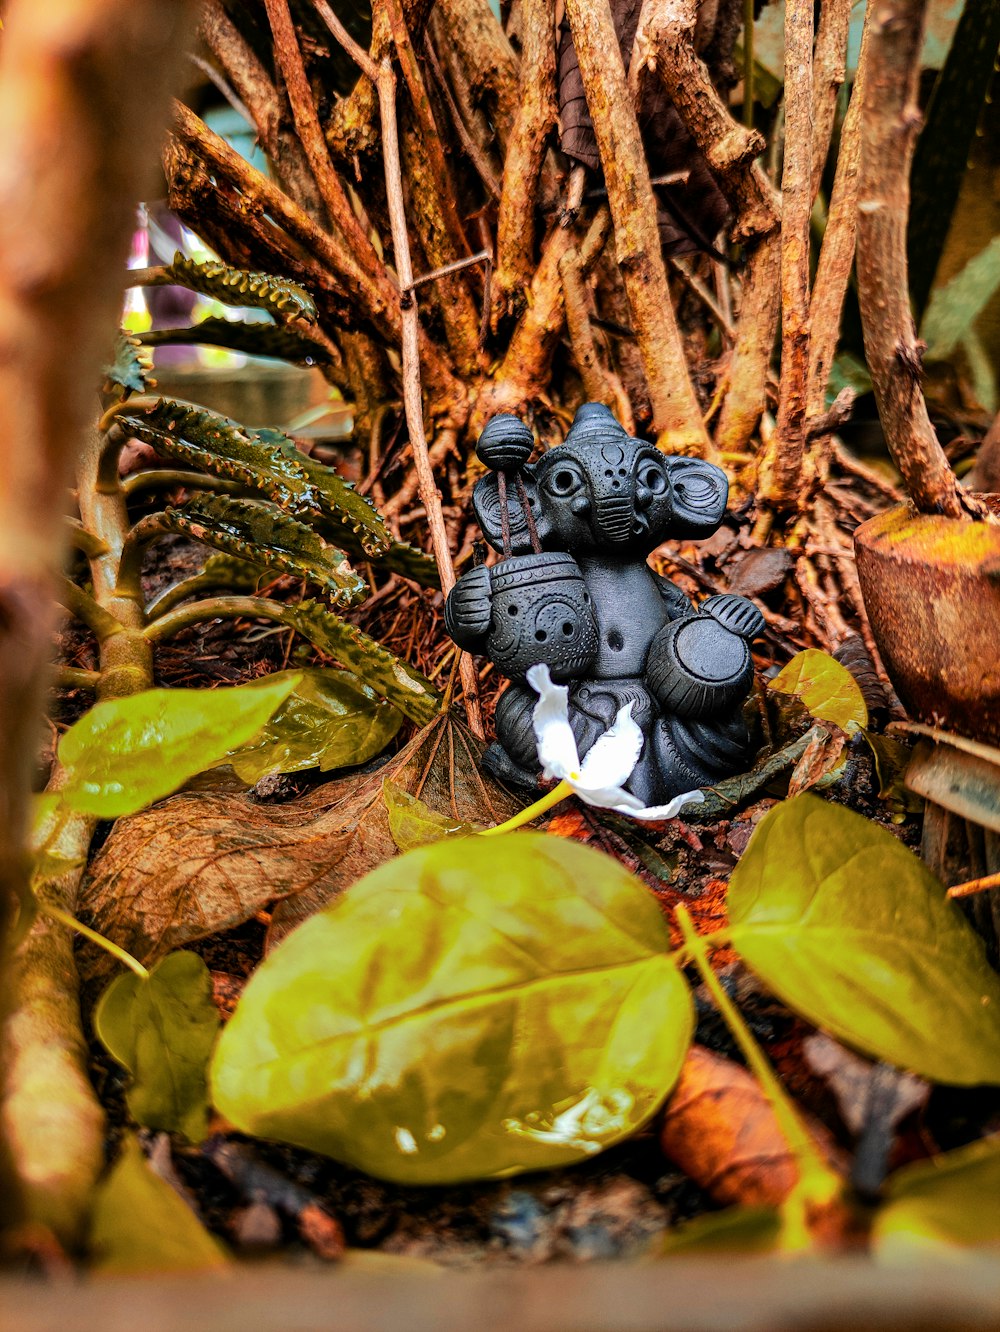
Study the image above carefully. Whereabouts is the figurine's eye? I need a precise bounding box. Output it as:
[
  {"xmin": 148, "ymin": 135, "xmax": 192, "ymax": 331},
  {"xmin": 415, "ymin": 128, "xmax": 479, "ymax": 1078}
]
[
  {"xmin": 639, "ymin": 464, "xmax": 668, "ymax": 495},
  {"xmin": 547, "ymin": 467, "xmax": 583, "ymax": 497}
]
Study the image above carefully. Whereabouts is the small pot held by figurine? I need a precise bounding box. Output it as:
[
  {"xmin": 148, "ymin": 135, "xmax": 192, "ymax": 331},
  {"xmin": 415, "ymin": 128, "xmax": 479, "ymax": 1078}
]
[{"xmin": 485, "ymin": 551, "xmax": 599, "ymax": 682}]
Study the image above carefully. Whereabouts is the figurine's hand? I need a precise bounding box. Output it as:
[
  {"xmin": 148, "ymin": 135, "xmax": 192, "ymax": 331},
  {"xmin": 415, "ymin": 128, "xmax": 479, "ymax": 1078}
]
[
  {"xmin": 701, "ymin": 593, "xmax": 764, "ymax": 641},
  {"xmin": 443, "ymin": 564, "xmax": 493, "ymax": 650},
  {"xmin": 645, "ymin": 613, "xmax": 754, "ymax": 720}
]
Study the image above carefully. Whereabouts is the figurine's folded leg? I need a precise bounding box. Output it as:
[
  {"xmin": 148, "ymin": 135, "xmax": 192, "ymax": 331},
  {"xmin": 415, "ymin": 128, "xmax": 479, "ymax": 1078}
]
[
  {"xmin": 483, "ymin": 682, "xmax": 543, "ymax": 791},
  {"xmin": 652, "ymin": 703, "xmax": 756, "ymax": 796}
]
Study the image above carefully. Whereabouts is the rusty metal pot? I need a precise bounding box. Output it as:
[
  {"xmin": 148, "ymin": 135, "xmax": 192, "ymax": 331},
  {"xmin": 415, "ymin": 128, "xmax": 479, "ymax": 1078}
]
[{"xmin": 854, "ymin": 497, "xmax": 1000, "ymax": 746}]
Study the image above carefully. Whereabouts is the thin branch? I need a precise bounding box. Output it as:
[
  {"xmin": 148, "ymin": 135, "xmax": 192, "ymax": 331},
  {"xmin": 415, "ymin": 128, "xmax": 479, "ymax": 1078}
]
[
  {"xmin": 807, "ymin": 0, "xmax": 870, "ymax": 416},
  {"xmin": 762, "ymin": 0, "xmax": 815, "ymax": 511},
  {"xmin": 423, "ymin": 34, "xmax": 502, "ymax": 201},
  {"xmin": 372, "ymin": 39, "xmax": 484, "ymax": 734},
  {"xmin": 855, "ymin": 0, "xmax": 985, "ymax": 519},
  {"xmin": 564, "ymin": 0, "xmax": 711, "ymax": 456},
  {"xmin": 492, "ymin": 0, "xmax": 557, "ymax": 321},
  {"xmin": 640, "ymin": 0, "xmax": 781, "ymax": 455},
  {"xmin": 810, "ymin": 0, "xmax": 853, "ymax": 203},
  {"xmin": 263, "ymin": 0, "xmax": 380, "ymax": 263}
]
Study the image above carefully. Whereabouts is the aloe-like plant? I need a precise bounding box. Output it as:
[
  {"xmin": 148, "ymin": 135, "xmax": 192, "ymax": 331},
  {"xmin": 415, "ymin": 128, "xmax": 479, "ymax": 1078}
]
[{"xmin": 12, "ymin": 255, "xmax": 444, "ymax": 1246}]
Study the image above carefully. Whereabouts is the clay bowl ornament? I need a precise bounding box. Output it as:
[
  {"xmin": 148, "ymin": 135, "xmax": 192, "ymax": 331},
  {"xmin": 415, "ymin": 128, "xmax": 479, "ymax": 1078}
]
[{"xmin": 854, "ymin": 495, "xmax": 1000, "ymax": 745}]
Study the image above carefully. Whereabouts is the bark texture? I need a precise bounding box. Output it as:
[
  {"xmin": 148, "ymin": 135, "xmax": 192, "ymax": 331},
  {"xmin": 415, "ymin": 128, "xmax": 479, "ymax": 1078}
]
[{"xmin": 855, "ymin": 0, "xmax": 985, "ymax": 520}]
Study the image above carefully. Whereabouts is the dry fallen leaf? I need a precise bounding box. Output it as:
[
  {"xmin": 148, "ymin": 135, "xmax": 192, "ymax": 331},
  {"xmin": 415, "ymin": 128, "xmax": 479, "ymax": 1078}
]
[
  {"xmin": 659, "ymin": 1045, "xmax": 845, "ymax": 1208},
  {"xmin": 266, "ymin": 715, "xmax": 523, "ymax": 948},
  {"xmin": 78, "ymin": 715, "xmax": 523, "ymax": 977}
]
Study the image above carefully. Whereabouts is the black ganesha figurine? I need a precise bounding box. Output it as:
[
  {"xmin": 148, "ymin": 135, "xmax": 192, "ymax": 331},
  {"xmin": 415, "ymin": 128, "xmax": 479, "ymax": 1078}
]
[{"xmin": 444, "ymin": 403, "xmax": 763, "ymax": 805}]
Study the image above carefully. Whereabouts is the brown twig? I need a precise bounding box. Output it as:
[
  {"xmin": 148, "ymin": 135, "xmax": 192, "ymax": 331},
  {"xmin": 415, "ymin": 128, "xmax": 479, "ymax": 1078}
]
[
  {"xmin": 263, "ymin": 0, "xmax": 380, "ymax": 264},
  {"xmin": 492, "ymin": 0, "xmax": 557, "ymax": 322},
  {"xmin": 639, "ymin": 0, "xmax": 781, "ymax": 455},
  {"xmin": 810, "ymin": 0, "xmax": 853, "ymax": 202},
  {"xmin": 564, "ymin": 0, "xmax": 711, "ymax": 456},
  {"xmin": 473, "ymin": 208, "xmax": 613, "ymax": 433},
  {"xmin": 422, "ymin": 33, "xmax": 502, "ymax": 201},
  {"xmin": 855, "ymin": 0, "xmax": 986, "ymax": 520},
  {"xmin": 369, "ymin": 38, "xmax": 483, "ymax": 733},
  {"xmin": 762, "ymin": 0, "xmax": 815, "ymax": 512},
  {"xmin": 199, "ymin": 0, "xmax": 324, "ymax": 221},
  {"xmin": 433, "ymin": 0, "xmax": 521, "ymax": 151},
  {"xmin": 807, "ymin": 0, "xmax": 871, "ymax": 416}
]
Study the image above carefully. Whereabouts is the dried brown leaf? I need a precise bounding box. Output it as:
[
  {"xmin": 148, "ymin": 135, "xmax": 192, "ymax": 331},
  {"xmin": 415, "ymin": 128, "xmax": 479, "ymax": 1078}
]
[
  {"xmin": 266, "ymin": 715, "xmax": 524, "ymax": 948},
  {"xmin": 659, "ymin": 1045, "xmax": 845, "ymax": 1208},
  {"xmin": 79, "ymin": 716, "xmax": 522, "ymax": 975}
]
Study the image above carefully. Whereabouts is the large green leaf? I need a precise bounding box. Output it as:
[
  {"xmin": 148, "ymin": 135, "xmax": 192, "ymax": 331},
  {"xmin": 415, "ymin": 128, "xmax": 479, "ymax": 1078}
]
[
  {"xmin": 159, "ymin": 494, "xmax": 367, "ymax": 607},
  {"xmin": 212, "ymin": 833, "xmax": 693, "ymax": 1184},
  {"xmin": 58, "ymin": 675, "xmax": 298, "ymax": 817},
  {"xmin": 225, "ymin": 668, "xmax": 403, "ymax": 784},
  {"xmin": 94, "ymin": 952, "xmax": 220, "ymax": 1143},
  {"xmin": 768, "ymin": 650, "xmax": 867, "ymax": 733},
  {"xmin": 874, "ymin": 1137, "xmax": 1000, "ymax": 1259},
  {"xmin": 89, "ymin": 1135, "xmax": 228, "ymax": 1273},
  {"xmin": 728, "ymin": 795, "xmax": 1000, "ymax": 1085}
]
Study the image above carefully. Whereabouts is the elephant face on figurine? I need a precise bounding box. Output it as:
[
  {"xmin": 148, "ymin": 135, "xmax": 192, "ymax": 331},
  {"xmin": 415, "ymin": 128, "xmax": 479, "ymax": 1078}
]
[{"xmin": 472, "ymin": 402, "xmax": 729, "ymax": 559}]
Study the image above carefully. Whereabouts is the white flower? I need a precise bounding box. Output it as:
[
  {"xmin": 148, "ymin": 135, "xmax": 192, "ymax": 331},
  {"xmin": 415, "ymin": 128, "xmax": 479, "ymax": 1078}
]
[{"xmin": 526, "ymin": 664, "xmax": 704, "ymax": 822}]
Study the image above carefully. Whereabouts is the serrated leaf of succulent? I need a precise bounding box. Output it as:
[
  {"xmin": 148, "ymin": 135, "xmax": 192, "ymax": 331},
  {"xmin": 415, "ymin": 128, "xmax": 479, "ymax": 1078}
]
[
  {"xmin": 140, "ymin": 316, "xmax": 332, "ymax": 366},
  {"xmin": 103, "ymin": 332, "xmax": 156, "ymax": 402},
  {"xmin": 165, "ymin": 252, "xmax": 317, "ymax": 324},
  {"xmin": 162, "ymin": 495, "xmax": 366, "ymax": 607},
  {"xmin": 287, "ymin": 599, "xmax": 440, "ymax": 726}
]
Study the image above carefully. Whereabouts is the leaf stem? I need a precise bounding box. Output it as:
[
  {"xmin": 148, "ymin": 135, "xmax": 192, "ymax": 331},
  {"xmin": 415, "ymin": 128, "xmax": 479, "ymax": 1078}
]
[
  {"xmin": 37, "ymin": 902, "xmax": 149, "ymax": 980},
  {"xmin": 675, "ymin": 904, "xmax": 841, "ymax": 1219},
  {"xmin": 479, "ymin": 780, "xmax": 573, "ymax": 836}
]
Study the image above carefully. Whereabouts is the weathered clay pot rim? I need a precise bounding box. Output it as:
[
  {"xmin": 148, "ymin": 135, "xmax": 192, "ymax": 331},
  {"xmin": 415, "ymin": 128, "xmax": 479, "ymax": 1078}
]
[
  {"xmin": 854, "ymin": 495, "xmax": 1000, "ymax": 571},
  {"xmin": 854, "ymin": 495, "xmax": 1000, "ymax": 746}
]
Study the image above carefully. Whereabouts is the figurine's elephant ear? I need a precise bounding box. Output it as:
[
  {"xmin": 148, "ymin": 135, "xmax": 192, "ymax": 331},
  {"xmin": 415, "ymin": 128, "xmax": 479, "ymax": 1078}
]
[
  {"xmin": 472, "ymin": 470, "xmax": 552, "ymax": 554},
  {"xmin": 665, "ymin": 457, "xmax": 729, "ymax": 539}
]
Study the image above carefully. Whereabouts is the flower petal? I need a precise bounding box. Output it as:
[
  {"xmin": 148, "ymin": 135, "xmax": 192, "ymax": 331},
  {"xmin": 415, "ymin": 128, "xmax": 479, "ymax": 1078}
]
[
  {"xmin": 577, "ymin": 703, "xmax": 644, "ymax": 793},
  {"xmin": 528, "ymin": 664, "xmax": 580, "ymax": 781},
  {"xmin": 604, "ymin": 789, "xmax": 705, "ymax": 822}
]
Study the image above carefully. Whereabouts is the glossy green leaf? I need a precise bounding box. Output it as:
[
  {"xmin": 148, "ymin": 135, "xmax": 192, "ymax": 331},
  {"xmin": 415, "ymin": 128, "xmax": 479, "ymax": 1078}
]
[
  {"xmin": 663, "ymin": 1206, "xmax": 782, "ymax": 1256},
  {"xmin": 58, "ymin": 675, "xmax": 298, "ymax": 817},
  {"xmin": 118, "ymin": 396, "xmax": 390, "ymax": 558},
  {"xmin": 226, "ymin": 669, "xmax": 403, "ymax": 783},
  {"xmin": 768, "ymin": 650, "xmax": 868, "ymax": 733},
  {"xmin": 89, "ymin": 1135, "xmax": 228, "ymax": 1273},
  {"xmin": 728, "ymin": 795, "xmax": 1000, "ymax": 1085},
  {"xmin": 212, "ymin": 833, "xmax": 694, "ymax": 1184},
  {"xmin": 383, "ymin": 778, "xmax": 478, "ymax": 850},
  {"xmin": 862, "ymin": 730, "xmax": 923, "ymax": 821},
  {"xmin": 94, "ymin": 952, "xmax": 220, "ymax": 1142},
  {"xmin": 874, "ymin": 1137, "xmax": 1000, "ymax": 1259},
  {"xmin": 284, "ymin": 599, "xmax": 440, "ymax": 726}
]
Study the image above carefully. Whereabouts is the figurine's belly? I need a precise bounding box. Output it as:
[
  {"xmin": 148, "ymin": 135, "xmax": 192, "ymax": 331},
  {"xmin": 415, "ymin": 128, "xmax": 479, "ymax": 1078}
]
[{"xmin": 577, "ymin": 560, "xmax": 669, "ymax": 678}]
